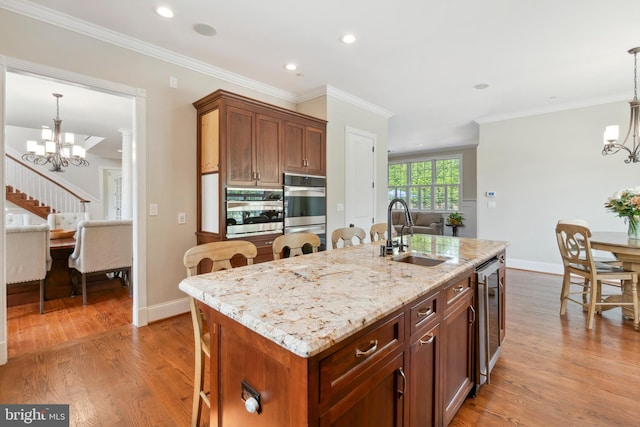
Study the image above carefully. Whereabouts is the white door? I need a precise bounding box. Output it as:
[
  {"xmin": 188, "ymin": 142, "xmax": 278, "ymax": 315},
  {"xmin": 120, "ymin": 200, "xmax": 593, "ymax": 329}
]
[
  {"xmin": 104, "ymin": 168, "xmax": 123, "ymax": 219},
  {"xmin": 345, "ymin": 127, "xmax": 376, "ymax": 232}
]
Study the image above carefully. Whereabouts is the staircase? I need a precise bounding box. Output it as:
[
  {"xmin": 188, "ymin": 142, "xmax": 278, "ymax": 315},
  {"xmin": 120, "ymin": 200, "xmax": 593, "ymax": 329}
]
[
  {"xmin": 6, "ymin": 185, "xmax": 53, "ymax": 219},
  {"xmin": 5, "ymin": 154, "xmax": 89, "ymax": 218}
]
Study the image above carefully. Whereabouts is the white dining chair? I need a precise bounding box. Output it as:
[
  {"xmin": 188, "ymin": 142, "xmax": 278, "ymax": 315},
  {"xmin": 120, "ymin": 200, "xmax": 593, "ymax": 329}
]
[
  {"xmin": 6, "ymin": 224, "xmax": 52, "ymax": 314},
  {"xmin": 47, "ymin": 212, "xmax": 90, "ymax": 231},
  {"xmin": 68, "ymin": 219, "xmax": 133, "ymax": 305}
]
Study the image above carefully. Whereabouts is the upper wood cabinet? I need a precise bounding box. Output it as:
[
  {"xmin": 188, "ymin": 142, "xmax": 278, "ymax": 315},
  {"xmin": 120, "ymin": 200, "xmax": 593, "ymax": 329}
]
[
  {"xmin": 283, "ymin": 120, "xmax": 326, "ymax": 176},
  {"xmin": 224, "ymin": 106, "xmax": 283, "ymax": 187},
  {"xmin": 193, "ymin": 89, "xmax": 327, "ymax": 245}
]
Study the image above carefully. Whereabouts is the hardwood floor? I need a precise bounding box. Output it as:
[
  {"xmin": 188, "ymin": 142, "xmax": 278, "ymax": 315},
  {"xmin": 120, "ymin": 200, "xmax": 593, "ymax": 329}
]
[
  {"xmin": 452, "ymin": 269, "xmax": 640, "ymax": 426},
  {"xmin": 2, "ymin": 269, "xmax": 640, "ymax": 426}
]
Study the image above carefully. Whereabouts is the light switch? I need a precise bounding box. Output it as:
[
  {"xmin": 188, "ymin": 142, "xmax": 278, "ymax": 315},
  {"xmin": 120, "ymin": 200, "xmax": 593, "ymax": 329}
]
[
  {"xmin": 149, "ymin": 203, "xmax": 158, "ymax": 216},
  {"xmin": 336, "ymin": 203, "xmax": 344, "ymax": 212},
  {"xmin": 488, "ymin": 201, "xmax": 496, "ymax": 209}
]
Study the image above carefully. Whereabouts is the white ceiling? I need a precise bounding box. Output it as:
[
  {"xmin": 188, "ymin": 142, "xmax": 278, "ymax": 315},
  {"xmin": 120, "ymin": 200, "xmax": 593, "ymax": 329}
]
[
  {"xmin": 3, "ymin": 0, "xmax": 640, "ymax": 154},
  {"xmin": 5, "ymin": 72, "xmax": 133, "ymax": 159}
]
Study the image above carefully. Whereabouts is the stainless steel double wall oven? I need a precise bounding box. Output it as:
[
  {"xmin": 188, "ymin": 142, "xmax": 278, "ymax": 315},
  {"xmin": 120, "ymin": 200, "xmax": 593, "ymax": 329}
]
[
  {"xmin": 225, "ymin": 174, "xmax": 327, "ymax": 251},
  {"xmin": 225, "ymin": 188, "xmax": 284, "ymax": 238},
  {"xmin": 283, "ymin": 173, "xmax": 327, "ymax": 251}
]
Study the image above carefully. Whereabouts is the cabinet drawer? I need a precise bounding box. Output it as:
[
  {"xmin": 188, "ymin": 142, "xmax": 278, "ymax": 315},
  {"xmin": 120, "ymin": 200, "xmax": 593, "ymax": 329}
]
[
  {"xmin": 410, "ymin": 292, "xmax": 439, "ymax": 336},
  {"xmin": 230, "ymin": 233, "xmax": 281, "ymax": 266},
  {"xmin": 445, "ymin": 273, "xmax": 473, "ymax": 306},
  {"xmin": 319, "ymin": 313, "xmax": 404, "ymax": 403}
]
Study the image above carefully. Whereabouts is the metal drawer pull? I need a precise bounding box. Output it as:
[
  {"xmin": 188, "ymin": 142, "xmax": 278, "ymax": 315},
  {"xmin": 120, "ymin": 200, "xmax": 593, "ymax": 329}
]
[
  {"xmin": 397, "ymin": 367, "xmax": 406, "ymax": 398},
  {"xmin": 453, "ymin": 285, "xmax": 465, "ymax": 294},
  {"xmin": 419, "ymin": 333, "xmax": 435, "ymax": 346},
  {"xmin": 355, "ymin": 340, "xmax": 378, "ymax": 357},
  {"xmin": 417, "ymin": 307, "xmax": 433, "ymax": 318}
]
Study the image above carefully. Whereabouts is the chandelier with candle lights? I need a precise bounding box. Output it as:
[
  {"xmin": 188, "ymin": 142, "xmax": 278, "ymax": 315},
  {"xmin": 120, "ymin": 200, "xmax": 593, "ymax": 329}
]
[
  {"xmin": 602, "ymin": 47, "xmax": 640, "ymax": 163},
  {"xmin": 21, "ymin": 93, "xmax": 89, "ymax": 172}
]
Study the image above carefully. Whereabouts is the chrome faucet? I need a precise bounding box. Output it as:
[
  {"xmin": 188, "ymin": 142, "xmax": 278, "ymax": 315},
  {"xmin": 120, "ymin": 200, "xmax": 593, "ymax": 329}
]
[{"xmin": 386, "ymin": 198, "xmax": 413, "ymax": 254}]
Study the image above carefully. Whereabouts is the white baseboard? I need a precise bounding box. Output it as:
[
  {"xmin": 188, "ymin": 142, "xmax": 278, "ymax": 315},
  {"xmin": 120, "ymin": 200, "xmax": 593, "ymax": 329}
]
[
  {"xmin": 143, "ymin": 297, "xmax": 190, "ymax": 324},
  {"xmin": 506, "ymin": 258, "xmax": 563, "ymax": 276},
  {"xmin": 0, "ymin": 340, "xmax": 6, "ymax": 365}
]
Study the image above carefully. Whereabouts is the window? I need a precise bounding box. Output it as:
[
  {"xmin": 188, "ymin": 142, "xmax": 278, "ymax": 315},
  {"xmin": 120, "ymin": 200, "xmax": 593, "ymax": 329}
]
[{"xmin": 388, "ymin": 157, "xmax": 461, "ymax": 211}]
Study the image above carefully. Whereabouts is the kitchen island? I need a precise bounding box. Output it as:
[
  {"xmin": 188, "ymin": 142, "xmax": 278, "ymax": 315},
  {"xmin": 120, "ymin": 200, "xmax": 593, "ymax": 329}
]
[{"xmin": 179, "ymin": 235, "xmax": 508, "ymax": 427}]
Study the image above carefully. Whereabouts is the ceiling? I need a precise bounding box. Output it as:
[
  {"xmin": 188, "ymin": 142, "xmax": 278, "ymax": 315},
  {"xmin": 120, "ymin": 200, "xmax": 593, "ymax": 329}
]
[
  {"xmin": 3, "ymin": 0, "xmax": 640, "ymax": 155},
  {"xmin": 5, "ymin": 72, "xmax": 133, "ymax": 159}
]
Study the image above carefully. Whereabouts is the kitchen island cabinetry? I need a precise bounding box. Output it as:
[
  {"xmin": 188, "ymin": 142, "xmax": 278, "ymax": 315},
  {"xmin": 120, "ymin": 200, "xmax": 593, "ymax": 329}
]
[
  {"xmin": 441, "ymin": 274, "xmax": 475, "ymax": 426},
  {"xmin": 407, "ymin": 291, "xmax": 440, "ymax": 427},
  {"xmin": 180, "ymin": 237, "xmax": 508, "ymax": 426}
]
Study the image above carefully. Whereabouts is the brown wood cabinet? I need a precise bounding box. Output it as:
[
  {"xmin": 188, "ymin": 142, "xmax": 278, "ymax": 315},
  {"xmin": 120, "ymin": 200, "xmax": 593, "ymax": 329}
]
[
  {"xmin": 193, "ymin": 90, "xmax": 327, "ymax": 252},
  {"xmin": 283, "ymin": 120, "xmax": 326, "ymax": 176},
  {"xmin": 441, "ymin": 274, "xmax": 475, "ymax": 427},
  {"xmin": 202, "ymin": 268, "xmax": 482, "ymax": 427},
  {"xmin": 407, "ymin": 292, "xmax": 440, "ymax": 427},
  {"xmin": 225, "ymin": 106, "xmax": 283, "ymax": 187}
]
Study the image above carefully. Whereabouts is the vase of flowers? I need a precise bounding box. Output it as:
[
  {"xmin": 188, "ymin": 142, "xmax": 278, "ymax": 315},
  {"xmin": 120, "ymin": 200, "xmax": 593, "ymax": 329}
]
[{"xmin": 605, "ymin": 186, "xmax": 640, "ymax": 240}]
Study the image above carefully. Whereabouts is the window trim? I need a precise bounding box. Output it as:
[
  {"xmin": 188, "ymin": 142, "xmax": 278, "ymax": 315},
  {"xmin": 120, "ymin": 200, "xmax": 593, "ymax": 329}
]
[{"xmin": 388, "ymin": 154, "xmax": 462, "ymax": 212}]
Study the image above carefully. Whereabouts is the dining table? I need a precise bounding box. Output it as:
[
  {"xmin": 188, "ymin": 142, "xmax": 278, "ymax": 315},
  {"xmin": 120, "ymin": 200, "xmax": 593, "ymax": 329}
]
[
  {"xmin": 590, "ymin": 231, "xmax": 640, "ymax": 319},
  {"xmin": 47, "ymin": 236, "xmax": 76, "ymax": 299}
]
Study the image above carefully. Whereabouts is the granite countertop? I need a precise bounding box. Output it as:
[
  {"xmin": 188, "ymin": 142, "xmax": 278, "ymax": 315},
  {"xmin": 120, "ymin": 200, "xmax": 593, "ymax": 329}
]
[{"xmin": 178, "ymin": 235, "xmax": 508, "ymax": 358}]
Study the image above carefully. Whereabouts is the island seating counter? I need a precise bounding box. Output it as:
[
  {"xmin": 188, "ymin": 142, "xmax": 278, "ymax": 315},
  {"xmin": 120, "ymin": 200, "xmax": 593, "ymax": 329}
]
[{"xmin": 179, "ymin": 235, "xmax": 509, "ymax": 427}]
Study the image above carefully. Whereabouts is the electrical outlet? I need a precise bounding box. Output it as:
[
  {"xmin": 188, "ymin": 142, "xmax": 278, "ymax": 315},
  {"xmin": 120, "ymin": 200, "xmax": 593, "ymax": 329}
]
[
  {"xmin": 178, "ymin": 212, "xmax": 186, "ymax": 224},
  {"xmin": 149, "ymin": 203, "xmax": 158, "ymax": 216}
]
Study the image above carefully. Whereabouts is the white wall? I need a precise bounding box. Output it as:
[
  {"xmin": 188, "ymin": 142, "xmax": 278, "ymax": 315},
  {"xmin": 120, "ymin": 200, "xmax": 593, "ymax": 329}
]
[
  {"xmin": 0, "ymin": 8, "xmax": 298, "ymax": 317},
  {"xmin": 324, "ymin": 95, "xmax": 389, "ymax": 239},
  {"xmin": 0, "ymin": 8, "xmax": 388, "ymax": 328},
  {"xmin": 477, "ymin": 101, "xmax": 634, "ymax": 273}
]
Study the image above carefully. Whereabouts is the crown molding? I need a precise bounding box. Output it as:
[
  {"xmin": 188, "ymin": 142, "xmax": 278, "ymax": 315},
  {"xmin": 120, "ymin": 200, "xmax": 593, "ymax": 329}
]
[
  {"xmin": 326, "ymin": 85, "xmax": 394, "ymax": 118},
  {"xmin": 295, "ymin": 85, "xmax": 394, "ymax": 118},
  {"xmin": 474, "ymin": 92, "xmax": 629, "ymax": 124},
  {"xmin": 0, "ymin": 0, "xmax": 395, "ymax": 118},
  {"xmin": 0, "ymin": 0, "xmax": 297, "ymax": 102}
]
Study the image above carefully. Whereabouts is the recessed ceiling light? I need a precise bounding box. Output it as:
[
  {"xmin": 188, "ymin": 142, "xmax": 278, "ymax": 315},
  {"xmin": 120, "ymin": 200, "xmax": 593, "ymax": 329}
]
[
  {"xmin": 156, "ymin": 6, "xmax": 174, "ymax": 18},
  {"xmin": 473, "ymin": 83, "xmax": 490, "ymax": 90},
  {"xmin": 341, "ymin": 34, "xmax": 357, "ymax": 44},
  {"xmin": 284, "ymin": 63, "xmax": 297, "ymax": 71},
  {"xmin": 193, "ymin": 23, "xmax": 216, "ymax": 37}
]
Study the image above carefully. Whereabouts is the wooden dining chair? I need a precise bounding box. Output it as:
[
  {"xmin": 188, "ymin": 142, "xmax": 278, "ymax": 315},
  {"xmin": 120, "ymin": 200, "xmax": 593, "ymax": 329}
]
[
  {"xmin": 272, "ymin": 232, "xmax": 321, "ymax": 260},
  {"xmin": 331, "ymin": 226, "xmax": 366, "ymax": 249},
  {"xmin": 370, "ymin": 223, "xmax": 390, "ymax": 242},
  {"xmin": 555, "ymin": 221, "xmax": 639, "ymax": 330},
  {"xmin": 182, "ymin": 240, "xmax": 257, "ymax": 427}
]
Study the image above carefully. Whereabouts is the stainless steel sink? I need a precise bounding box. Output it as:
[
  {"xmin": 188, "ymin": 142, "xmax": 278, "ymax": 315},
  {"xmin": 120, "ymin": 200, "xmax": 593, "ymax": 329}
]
[{"xmin": 392, "ymin": 253, "xmax": 447, "ymax": 267}]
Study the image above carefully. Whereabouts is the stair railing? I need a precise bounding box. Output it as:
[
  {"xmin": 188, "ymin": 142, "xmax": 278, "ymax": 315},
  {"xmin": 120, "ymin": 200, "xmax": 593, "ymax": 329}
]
[{"xmin": 5, "ymin": 154, "xmax": 90, "ymax": 214}]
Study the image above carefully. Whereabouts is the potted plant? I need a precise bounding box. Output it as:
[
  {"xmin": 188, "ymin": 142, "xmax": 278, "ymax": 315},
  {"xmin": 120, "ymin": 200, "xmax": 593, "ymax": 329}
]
[{"xmin": 447, "ymin": 212, "xmax": 464, "ymax": 226}]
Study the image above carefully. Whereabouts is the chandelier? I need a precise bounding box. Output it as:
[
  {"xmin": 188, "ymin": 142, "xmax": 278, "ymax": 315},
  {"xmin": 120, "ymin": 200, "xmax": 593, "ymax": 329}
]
[
  {"xmin": 22, "ymin": 93, "xmax": 89, "ymax": 172},
  {"xmin": 602, "ymin": 47, "xmax": 640, "ymax": 163}
]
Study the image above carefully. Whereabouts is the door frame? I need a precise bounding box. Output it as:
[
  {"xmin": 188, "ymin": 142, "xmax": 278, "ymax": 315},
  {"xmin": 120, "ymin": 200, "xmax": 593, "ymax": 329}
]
[{"xmin": 0, "ymin": 56, "xmax": 148, "ymax": 365}]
